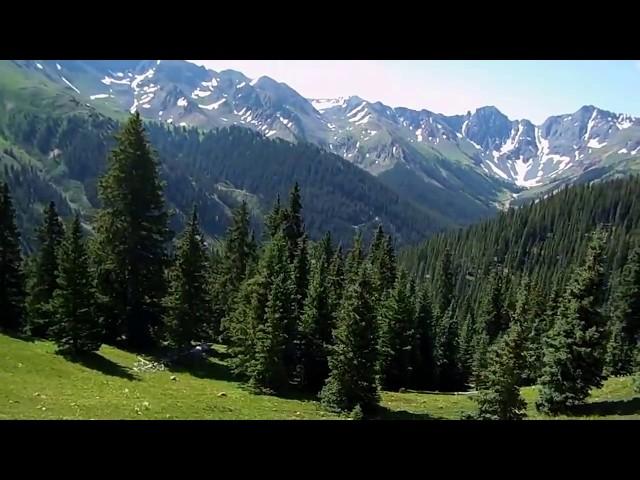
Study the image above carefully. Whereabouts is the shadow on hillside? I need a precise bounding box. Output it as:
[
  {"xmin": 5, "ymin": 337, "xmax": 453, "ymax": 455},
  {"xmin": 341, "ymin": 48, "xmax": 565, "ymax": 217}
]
[
  {"xmin": 375, "ymin": 407, "xmax": 441, "ymax": 420},
  {"xmin": 166, "ymin": 357, "xmax": 237, "ymax": 383},
  {"xmin": 568, "ymin": 397, "xmax": 640, "ymax": 417},
  {"xmin": 1, "ymin": 329, "xmax": 37, "ymax": 343},
  {"xmin": 67, "ymin": 352, "xmax": 139, "ymax": 381}
]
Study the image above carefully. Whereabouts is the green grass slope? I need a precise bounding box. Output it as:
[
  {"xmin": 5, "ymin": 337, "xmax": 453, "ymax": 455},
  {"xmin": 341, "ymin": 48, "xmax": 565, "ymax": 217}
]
[{"xmin": 1, "ymin": 334, "xmax": 638, "ymax": 420}]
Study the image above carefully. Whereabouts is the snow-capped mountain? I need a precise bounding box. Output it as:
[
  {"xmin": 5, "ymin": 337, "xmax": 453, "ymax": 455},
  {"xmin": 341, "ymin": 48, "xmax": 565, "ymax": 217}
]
[{"xmin": 16, "ymin": 60, "xmax": 640, "ymax": 201}]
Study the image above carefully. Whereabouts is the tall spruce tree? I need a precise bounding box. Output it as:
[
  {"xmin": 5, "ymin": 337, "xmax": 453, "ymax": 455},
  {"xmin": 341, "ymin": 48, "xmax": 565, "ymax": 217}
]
[
  {"xmin": 605, "ymin": 244, "xmax": 640, "ymax": 375},
  {"xmin": 214, "ymin": 200, "xmax": 256, "ymax": 337},
  {"xmin": 284, "ymin": 234, "xmax": 309, "ymax": 379},
  {"xmin": 513, "ymin": 275, "xmax": 547, "ymax": 385},
  {"xmin": 537, "ymin": 228, "xmax": 609, "ymax": 414},
  {"xmin": 50, "ymin": 215, "xmax": 101, "ymax": 355},
  {"xmin": 227, "ymin": 231, "xmax": 293, "ymax": 393},
  {"xmin": 344, "ymin": 231, "xmax": 365, "ymax": 281},
  {"xmin": 474, "ymin": 321, "xmax": 527, "ymax": 420},
  {"xmin": 163, "ymin": 207, "xmax": 211, "ymax": 351},
  {"xmin": 93, "ymin": 112, "xmax": 170, "ymax": 349},
  {"xmin": 327, "ymin": 244, "xmax": 344, "ymax": 323},
  {"xmin": 298, "ymin": 240, "xmax": 332, "ymax": 392},
  {"xmin": 283, "ymin": 182, "xmax": 304, "ymax": 260},
  {"xmin": 433, "ymin": 303, "xmax": 462, "ymax": 391},
  {"xmin": 26, "ymin": 201, "xmax": 65, "ymax": 337},
  {"xmin": 434, "ymin": 248, "xmax": 454, "ymax": 319},
  {"xmin": 412, "ymin": 281, "xmax": 436, "ymax": 389},
  {"xmin": 477, "ymin": 263, "xmax": 509, "ymax": 342},
  {"xmin": 377, "ymin": 269, "xmax": 415, "ymax": 391},
  {"xmin": 264, "ymin": 194, "xmax": 285, "ymax": 240},
  {"xmin": 0, "ymin": 182, "xmax": 25, "ymax": 332},
  {"xmin": 320, "ymin": 261, "xmax": 379, "ymax": 414}
]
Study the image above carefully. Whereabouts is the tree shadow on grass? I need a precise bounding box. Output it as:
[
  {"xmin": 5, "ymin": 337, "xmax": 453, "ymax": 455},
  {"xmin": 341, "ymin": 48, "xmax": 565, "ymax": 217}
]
[
  {"xmin": 66, "ymin": 352, "xmax": 139, "ymax": 381},
  {"xmin": 374, "ymin": 406, "xmax": 442, "ymax": 420},
  {"xmin": 166, "ymin": 357, "xmax": 237, "ymax": 383},
  {"xmin": 567, "ymin": 397, "xmax": 640, "ymax": 417}
]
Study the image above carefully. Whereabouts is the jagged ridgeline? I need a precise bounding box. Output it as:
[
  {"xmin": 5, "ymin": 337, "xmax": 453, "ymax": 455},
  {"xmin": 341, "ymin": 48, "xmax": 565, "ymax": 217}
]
[
  {"xmin": 0, "ymin": 108, "xmax": 447, "ymax": 249},
  {"xmin": 400, "ymin": 175, "xmax": 640, "ymax": 311}
]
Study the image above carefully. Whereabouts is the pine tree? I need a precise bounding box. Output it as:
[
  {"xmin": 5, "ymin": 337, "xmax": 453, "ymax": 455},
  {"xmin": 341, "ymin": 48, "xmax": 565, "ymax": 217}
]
[
  {"xmin": 537, "ymin": 228, "xmax": 609, "ymax": 414},
  {"xmin": 412, "ymin": 281, "xmax": 436, "ymax": 389},
  {"xmin": 26, "ymin": 201, "xmax": 65, "ymax": 337},
  {"xmin": 474, "ymin": 321, "xmax": 527, "ymax": 420},
  {"xmin": 163, "ymin": 207, "xmax": 211, "ymax": 351},
  {"xmin": 477, "ymin": 263, "xmax": 509, "ymax": 342},
  {"xmin": 377, "ymin": 269, "xmax": 415, "ymax": 391},
  {"xmin": 93, "ymin": 112, "xmax": 170, "ymax": 349},
  {"xmin": 457, "ymin": 312, "xmax": 476, "ymax": 384},
  {"xmin": 50, "ymin": 215, "xmax": 101, "ymax": 355},
  {"xmin": 320, "ymin": 262, "xmax": 379, "ymax": 414},
  {"xmin": 0, "ymin": 182, "xmax": 25, "ymax": 332},
  {"xmin": 214, "ymin": 200, "xmax": 256, "ymax": 337},
  {"xmin": 283, "ymin": 182, "xmax": 304, "ymax": 260},
  {"xmin": 227, "ymin": 231, "xmax": 293, "ymax": 393},
  {"xmin": 433, "ymin": 303, "xmax": 461, "ymax": 391},
  {"xmin": 248, "ymin": 231, "xmax": 293, "ymax": 392},
  {"xmin": 471, "ymin": 328, "xmax": 491, "ymax": 389},
  {"xmin": 286, "ymin": 234, "xmax": 308, "ymax": 378},
  {"xmin": 513, "ymin": 275, "xmax": 547, "ymax": 385},
  {"xmin": 344, "ymin": 231, "xmax": 364, "ymax": 281},
  {"xmin": 605, "ymin": 244, "xmax": 640, "ymax": 375},
  {"xmin": 434, "ymin": 248, "xmax": 454, "ymax": 318},
  {"xmin": 327, "ymin": 244, "xmax": 344, "ymax": 324},
  {"xmin": 369, "ymin": 226, "xmax": 397, "ymax": 316},
  {"xmin": 298, "ymin": 240, "xmax": 332, "ymax": 392},
  {"xmin": 264, "ymin": 194, "xmax": 285, "ymax": 240}
]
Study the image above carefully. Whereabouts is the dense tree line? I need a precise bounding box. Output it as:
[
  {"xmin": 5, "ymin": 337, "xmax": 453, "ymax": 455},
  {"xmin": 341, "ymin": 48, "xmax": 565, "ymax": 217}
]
[{"xmin": 2, "ymin": 113, "xmax": 640, "ymax": 419}]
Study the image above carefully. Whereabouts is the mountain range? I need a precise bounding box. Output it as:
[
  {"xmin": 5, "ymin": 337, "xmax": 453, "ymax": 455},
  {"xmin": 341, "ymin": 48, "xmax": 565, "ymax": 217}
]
[{"xmin": 2, "ymin": 59, "xmax": 640, "ymax": 247}]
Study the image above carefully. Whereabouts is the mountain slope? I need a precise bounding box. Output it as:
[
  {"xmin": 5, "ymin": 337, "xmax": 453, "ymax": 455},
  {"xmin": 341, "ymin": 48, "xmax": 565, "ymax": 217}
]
[
  {"xmin": 4, "ymin": 59, "xmax": 640, "ymax": 238},
  {"xmin": 0, "ymin": 66, "xmax": 446, "ymax": 248}
]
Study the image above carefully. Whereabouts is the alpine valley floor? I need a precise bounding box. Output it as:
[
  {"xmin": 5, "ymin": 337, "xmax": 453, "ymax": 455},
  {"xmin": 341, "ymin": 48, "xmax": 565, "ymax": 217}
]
[{"xmin": 1, "ymin": 334, "xmax": 638, "ymax": 420}]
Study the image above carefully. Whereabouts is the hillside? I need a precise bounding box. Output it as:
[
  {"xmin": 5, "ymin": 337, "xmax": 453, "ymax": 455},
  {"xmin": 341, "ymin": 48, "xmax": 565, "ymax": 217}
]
[
  {"xmin": 1, "ymin": 334, "xmax": 637, "ymax": 420},
  {"xmin": 400, "ymin": 175, "xmax": 640, "ymax": 311}
]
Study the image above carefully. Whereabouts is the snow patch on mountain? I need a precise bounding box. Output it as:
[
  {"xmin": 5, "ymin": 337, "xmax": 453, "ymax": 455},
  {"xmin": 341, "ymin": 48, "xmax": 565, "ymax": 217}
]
[
  {"xmin": 61, "ymin": 76, "xmax": 80, "ymax": 94},
  {"xmin": 310, "ymin": 98, "xmax": 346, "ymax": 112},
  {"xmin": 200, "ymin": 98, "xmax": 226, "ymax": 110}
]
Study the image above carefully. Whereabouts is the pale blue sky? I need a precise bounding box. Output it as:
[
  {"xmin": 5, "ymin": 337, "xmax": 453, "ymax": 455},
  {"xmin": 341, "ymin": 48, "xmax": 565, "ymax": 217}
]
[{"xmin": 189, "ymin": 60, "xmax": 640, "ymax": 124}]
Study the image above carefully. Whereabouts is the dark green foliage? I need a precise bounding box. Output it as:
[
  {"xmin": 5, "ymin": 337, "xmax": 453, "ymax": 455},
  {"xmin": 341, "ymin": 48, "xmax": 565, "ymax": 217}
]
[
  {"xmin": 474, "ymin": 321, "xmax": 527, "ymax": 420},
  {"xmin": 283, "ymin": 182, "xmax": 304, "ymax": 260},
  {"xmin": 537, "ymin": 229, "xmax": 609, "ymax": 414},
  {"xmin": 320, "ymin": 261, "xmax": 379, "ymax": 413},
  {"xmin": 433, "ymin": 304, "xmax": 462, "ymax": 391},
  {"xmin": 214, "ymin": 201, "xmax": 256, "ymax": 338},
  {"xmin": 50, "ymin": 215, "xmax": 101, "ymax": 355},
  {"xmin": 297, "ymin": 240, "xmax": 332, "ymax": 392},
  {"xmin": 93, "ymin": 112, "xmax": 170, "ymax": 350},
  {"xmin": 369, "ymin": 225, "xmax": 397, "ymax": 309},
  {"xmin": 0, "ymin": 182, "xmax": 25, "ymax": 331},
  {"xmin": 513, "ymin": 276, "xmax": 548, "ymax": 385},
  {"xmin": 412, "ymin": 282, "xmax": 436, "ymax": 389},
  {"xmin": 605, "ymin": 244, "xmax": 640, "ymax": 375},
  {"xmin": 26, "ymin": 201, "xmax": 64, "ymax": 337},
  {"xmin": 327, "ymin": 245, "xmax": 344, "ymax": 322},
  {"xmin": 163, "ymin": 207, "xmax": 211, "ymax": 350},
  {"xmin": 477, "ymin": 263, "xmax": 509, "ymax": 343},
  {"xmin": 264, "ymin": 194, "xmax": 285, "ymax": 240},
  {"xmin": 227, "ymin": 231, "xmax": 293, "ymax": 393},
  {"xmin": 433, "ymin": 248, "xmax": 454, "ymax": 318},
  {"xmin": 344, "ymin": 231, "xmax": 365, "ymax": 281},
  {"xmin": 377, "ymin": 269, "xmax": 415, "ymax": 391}
]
